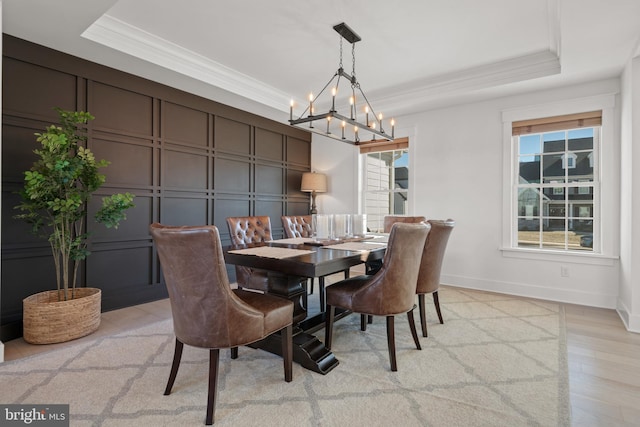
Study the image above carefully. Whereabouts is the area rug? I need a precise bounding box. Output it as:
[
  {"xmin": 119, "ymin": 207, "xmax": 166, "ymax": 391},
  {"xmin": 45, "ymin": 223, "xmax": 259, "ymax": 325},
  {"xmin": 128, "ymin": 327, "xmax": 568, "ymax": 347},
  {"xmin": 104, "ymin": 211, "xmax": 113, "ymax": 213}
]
[{"xmin": 0, "ymin": 287, "xmax": 570, "ymax": 426}]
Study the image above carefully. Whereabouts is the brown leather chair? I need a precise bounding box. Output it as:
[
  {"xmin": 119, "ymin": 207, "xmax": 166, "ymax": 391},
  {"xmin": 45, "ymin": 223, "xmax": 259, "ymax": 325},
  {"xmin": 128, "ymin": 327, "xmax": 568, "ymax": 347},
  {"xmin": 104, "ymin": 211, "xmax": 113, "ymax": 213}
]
[
  {"xmin": 324, "ymin": 222, "xmax": 431, "ymax": 371},
  {"xmin": 383, "ymin": 215, "xmax": 427, "ymax": 233},
  {"xmin": 150, "ymin": 223, "xmax": 293, "ymax": 425},
  {"xmin": 366, "ymin": 215, "xmax": 427, "ymax": 275},
  {"xmin": 281, "ymin": 215, "xmax": 313, "ymax": 239},
  {"xmin": 226, "ymin": 216, "xmax": 273, "ymax": 291},
  {"xmin": 417, "ymin": 219, "xmax": 455, "ymax": 337},
  {"xmin": 281, "ymin": 215, "xmax": 349, "ymax": 311}
]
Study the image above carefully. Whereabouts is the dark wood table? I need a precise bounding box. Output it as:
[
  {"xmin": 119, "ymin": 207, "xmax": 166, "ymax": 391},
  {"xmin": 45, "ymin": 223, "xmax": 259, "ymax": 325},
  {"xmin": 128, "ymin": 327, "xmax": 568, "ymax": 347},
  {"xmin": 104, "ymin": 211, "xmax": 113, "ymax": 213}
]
[{"xmin": 223, "ymin": 239, "xmax": 385, "ymax": 374}]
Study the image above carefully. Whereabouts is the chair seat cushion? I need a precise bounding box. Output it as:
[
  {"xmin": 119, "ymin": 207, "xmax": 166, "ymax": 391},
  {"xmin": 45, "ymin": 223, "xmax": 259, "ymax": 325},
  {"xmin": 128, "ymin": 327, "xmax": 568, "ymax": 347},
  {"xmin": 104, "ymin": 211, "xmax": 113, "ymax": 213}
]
[{"xmin": 233, "ymin": 290, "xmax": 293, "ymax": 335}]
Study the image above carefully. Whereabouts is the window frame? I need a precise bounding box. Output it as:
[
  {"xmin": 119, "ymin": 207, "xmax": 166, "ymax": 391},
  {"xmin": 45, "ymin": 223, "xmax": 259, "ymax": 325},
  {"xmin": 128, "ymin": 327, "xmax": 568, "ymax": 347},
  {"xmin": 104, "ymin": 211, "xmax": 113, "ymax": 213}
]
[
  {"xmin": 360, "ymin": 148, "xmax": 410, "ymax": 232},
  {"xmin": 514, "ymin": 127, "xmax": 600, "ymax": 252},
  {"xmin": 501, "ymin": 94, "xmax": 618, "ymax": 264}
]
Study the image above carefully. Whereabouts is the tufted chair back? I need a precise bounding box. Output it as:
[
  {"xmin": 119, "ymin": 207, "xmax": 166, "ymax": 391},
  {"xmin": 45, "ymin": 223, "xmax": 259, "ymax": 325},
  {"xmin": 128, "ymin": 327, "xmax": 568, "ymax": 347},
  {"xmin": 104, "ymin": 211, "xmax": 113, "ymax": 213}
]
[
  {"xmin": 225, "ymin": 216, "xmax": 272, "ymax": 292},
  {"xmin": 281, "ymin": 215, "xmax": 313, "ymax": 238},
  {"xmin": 226, "ymin": 216, "xmax": 273, "ymax": 245},
  {"xmin": 383, "ymin": 215, "xmax": 427, "ymax": 233}
]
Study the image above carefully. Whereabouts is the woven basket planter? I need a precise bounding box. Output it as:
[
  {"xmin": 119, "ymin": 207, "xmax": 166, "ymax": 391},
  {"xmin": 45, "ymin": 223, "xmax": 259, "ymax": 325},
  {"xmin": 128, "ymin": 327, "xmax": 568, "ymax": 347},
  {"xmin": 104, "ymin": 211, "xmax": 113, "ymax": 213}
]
[{"xmin": 23, "ymin": 287, "xmax": 101, "ymax": 345}]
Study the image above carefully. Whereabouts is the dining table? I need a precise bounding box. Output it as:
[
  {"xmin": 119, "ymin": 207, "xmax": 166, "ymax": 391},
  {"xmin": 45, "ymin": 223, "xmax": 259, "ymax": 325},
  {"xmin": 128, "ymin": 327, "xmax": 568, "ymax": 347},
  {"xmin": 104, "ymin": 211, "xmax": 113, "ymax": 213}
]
[{"xmin": 223, "ymin": 235, "xmax": 387, "ymax": 374}]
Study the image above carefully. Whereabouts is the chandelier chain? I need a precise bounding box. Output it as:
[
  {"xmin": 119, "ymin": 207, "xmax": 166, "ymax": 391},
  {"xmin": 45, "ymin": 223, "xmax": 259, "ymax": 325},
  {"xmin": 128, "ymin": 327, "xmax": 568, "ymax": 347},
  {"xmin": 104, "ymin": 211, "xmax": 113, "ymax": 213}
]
[{"xmin": 339, "ymin": 36, "xmax": 343, "ymax": 70}]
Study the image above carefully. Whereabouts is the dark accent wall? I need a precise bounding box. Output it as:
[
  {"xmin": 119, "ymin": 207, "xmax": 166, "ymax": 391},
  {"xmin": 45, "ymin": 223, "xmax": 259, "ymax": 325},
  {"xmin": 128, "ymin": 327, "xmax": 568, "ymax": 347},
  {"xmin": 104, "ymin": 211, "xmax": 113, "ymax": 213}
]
[{"xmin": 1, "ymin": 35, "xmax": 312, "ymax": 341}]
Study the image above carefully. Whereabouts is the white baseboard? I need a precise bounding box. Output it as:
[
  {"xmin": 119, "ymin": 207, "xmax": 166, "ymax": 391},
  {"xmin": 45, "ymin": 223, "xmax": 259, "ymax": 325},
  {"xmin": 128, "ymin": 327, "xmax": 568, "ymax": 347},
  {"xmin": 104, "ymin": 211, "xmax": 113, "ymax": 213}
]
[
  {"xmin": 616, "ymin": 298, "xmax": 640, "ymax": 333},
  {"xmin": 441, "ymin": 273, "xmax": 618, "ymax": 308}
]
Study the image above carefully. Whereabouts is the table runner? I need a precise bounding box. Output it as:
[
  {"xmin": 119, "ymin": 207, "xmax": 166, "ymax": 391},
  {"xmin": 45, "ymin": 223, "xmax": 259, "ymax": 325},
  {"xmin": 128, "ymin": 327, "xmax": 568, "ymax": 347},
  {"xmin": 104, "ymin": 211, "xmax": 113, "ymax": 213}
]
[
  {"xmin": 320, "ymin": 242, "xmax": 387, "ymax": 251},
  {"xmin": 271, "ymin": 237, "xmax": 314, "ymax": 244},
  {"xmin": 228, "ymin": 246, "xmax": 314, "ymax": 259}
]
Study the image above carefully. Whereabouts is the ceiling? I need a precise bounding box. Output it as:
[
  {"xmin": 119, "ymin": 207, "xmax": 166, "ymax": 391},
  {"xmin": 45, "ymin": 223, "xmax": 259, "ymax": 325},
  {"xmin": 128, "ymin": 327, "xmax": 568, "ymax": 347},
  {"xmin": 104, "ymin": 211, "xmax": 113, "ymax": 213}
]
[{"xmin": 4, "ymin": 0, "xmax": 640, "ymax": 122}]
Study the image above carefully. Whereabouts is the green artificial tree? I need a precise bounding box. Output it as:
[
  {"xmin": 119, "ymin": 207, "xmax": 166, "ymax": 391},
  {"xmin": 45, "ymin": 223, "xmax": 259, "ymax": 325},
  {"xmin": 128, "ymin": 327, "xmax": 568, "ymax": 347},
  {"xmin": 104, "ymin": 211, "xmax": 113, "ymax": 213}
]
[{"xmin": 15, "ymin": 108, "xmax": 135, "ymax": 301}]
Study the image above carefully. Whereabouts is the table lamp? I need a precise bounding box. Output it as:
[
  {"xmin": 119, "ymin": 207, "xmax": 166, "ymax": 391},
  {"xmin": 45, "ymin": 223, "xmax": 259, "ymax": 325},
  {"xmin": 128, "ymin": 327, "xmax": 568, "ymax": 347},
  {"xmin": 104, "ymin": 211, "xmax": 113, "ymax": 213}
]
[{"xmin": 301, "ymin": 172, "xmax": 327, "ymax": 214}]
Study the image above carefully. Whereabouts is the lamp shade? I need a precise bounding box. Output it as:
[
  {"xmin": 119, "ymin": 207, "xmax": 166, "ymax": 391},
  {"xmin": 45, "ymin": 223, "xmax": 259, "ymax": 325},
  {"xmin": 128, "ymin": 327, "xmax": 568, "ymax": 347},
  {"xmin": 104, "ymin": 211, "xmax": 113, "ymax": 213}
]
[{"xmin": 301, "ymin": 172, "xmax": 327, "ymax": 193}]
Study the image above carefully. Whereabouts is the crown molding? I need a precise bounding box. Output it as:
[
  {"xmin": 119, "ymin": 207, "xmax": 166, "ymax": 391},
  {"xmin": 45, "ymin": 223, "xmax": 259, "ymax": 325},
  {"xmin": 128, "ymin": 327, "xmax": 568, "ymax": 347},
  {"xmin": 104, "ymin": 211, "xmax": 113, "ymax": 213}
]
[
  {"xmin": 82, "ymin": 13, "xmax": 561, "ymax": 118},
  {"xmin": 81, "ymin": 14, "xmax": 292, "ymax": 112},
  {"xmin": 373, "ymin": 49, "xmax": 561, "ymax": 114}
]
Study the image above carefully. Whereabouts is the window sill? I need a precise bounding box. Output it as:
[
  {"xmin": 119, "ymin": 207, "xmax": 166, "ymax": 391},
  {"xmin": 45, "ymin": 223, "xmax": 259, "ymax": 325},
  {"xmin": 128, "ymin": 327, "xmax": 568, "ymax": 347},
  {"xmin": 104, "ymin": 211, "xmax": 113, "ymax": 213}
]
[{"xmin": 500, "ymin": 247, "xmax": 618, "ymax": 266}]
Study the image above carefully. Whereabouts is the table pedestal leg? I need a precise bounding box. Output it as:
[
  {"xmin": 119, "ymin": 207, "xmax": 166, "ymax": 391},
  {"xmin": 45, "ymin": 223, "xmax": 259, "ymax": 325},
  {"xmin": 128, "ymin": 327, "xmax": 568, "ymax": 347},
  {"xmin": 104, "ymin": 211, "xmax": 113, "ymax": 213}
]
[{"xmin": 248, "ymin": 271, "xmax": 339, "ymax": 374}]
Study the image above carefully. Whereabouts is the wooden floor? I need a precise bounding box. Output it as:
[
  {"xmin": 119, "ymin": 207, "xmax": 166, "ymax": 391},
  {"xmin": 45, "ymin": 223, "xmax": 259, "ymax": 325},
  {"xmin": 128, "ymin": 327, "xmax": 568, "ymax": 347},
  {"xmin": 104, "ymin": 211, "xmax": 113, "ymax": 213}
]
[
  {"xmin": 3, "ymin": 287, "xmax": 640, "ymax": 426},
  {"xmin": 564, "ymin": 303, "xmax": 640, "ymax": 426}
]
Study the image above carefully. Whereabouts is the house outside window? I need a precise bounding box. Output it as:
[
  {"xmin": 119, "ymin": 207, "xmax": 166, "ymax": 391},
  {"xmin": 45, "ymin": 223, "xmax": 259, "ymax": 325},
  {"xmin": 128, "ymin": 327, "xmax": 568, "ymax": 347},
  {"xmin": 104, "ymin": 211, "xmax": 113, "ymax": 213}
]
[
  {"xmin": 513, "ymin": 114, "xmax": 600, "ymax": 252},
  {"xmin": 361, "ymin": 147, "xmax": 409, "ymax": 232}
]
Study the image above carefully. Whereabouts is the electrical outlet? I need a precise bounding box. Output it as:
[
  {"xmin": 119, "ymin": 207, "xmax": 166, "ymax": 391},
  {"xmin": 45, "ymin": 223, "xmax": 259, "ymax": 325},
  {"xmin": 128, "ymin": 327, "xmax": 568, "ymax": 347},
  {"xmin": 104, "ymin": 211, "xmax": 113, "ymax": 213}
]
[{"xmin": 561, "ymin": 266, "xmax": 569, "ymax": 277}]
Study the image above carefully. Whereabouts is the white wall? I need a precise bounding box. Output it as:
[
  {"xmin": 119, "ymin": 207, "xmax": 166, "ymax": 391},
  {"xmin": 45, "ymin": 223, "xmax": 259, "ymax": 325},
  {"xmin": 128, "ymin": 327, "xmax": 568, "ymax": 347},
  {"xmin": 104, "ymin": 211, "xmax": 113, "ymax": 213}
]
[
  {"xmin": 409, "ymin": 79, "xmax": 622, "ymax": 308},
  {"xmin": 619, "ymin": 56, "xmax": 640, "ymax": 332},
  {"xmin": 310, "ymin": 134, "xmax": 358, "ymax": 215},
  {"xmin": 319, "ymin": 77, "xmax": 627, "ymax": 311}
]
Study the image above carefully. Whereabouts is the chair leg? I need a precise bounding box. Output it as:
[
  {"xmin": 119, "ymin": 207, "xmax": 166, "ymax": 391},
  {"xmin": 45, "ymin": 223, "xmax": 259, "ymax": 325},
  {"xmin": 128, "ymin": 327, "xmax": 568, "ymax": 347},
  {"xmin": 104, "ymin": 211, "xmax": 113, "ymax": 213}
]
[
  {"xmin": 281, "ymin": 324, "xmax": 293, "ymax": 382},
  {"xmin": 418, "ymin": 294, "xmax": 428, "ymax": 337},
  {"xmin": 368, "ymin": 315, "xmax": 373, "ymax": 324},
  {"xmin": 433, "ymin": 291, "xmax": 444, "ymax": 324},
  {"xmin": 360, "ymin": 314, "xmax": 367, "ymax": 331},
  {"xmin": 206, "ymin": 349, "xmax": 220, "ymax": 425},
  {"xmin": 343, "ymin": 268, "xmax": 350, "ymax": 279},
  {"xmin": 164, "ymin": 338, "xmax": 184, "ymax": 395},
  {"xmin": 325, "ymin": 305, "xmax": 335, "ymax": 350},
  {"xmin": 386, "ymin": 316, "xmax": 397, "ymax": 372},
  {"xmin": 319, "ymin": 276, "xmax": 326, "ymax": 312},
  {"xmin": 309, "ymin": 277, "xmax": 314, "ymax": 295},
  {"xmin": 407, "ymin": 309, "xmax": 422, "ymax": 350},
  {"xmin": 230, "ymin": 347, "xmax": 238, "ymax": 359}
]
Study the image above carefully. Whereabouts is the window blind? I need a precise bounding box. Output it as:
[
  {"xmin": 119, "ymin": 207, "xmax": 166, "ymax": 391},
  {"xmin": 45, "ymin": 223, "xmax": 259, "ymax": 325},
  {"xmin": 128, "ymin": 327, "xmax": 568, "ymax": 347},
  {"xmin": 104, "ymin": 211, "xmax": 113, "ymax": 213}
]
[
  {"xmin": 358, "ymin": 137, "xmax": 409, "ymax": 154},
  {"xmin": 512, "ymin": 111, "xmax": 602, "ymax": 135}
]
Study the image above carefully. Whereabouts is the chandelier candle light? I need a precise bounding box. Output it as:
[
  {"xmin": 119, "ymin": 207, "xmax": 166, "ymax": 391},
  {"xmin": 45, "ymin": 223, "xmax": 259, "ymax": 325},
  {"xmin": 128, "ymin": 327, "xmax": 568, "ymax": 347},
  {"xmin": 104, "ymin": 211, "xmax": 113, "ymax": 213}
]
[{"xmin": 289, "ymin": 22, "xmax": 396, "ymax": 144}]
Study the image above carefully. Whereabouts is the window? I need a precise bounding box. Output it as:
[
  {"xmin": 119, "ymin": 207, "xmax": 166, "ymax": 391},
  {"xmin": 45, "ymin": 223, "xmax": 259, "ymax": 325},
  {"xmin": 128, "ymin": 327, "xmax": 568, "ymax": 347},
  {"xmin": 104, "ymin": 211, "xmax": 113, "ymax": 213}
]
[
  {"xmin": 513, "ymin": 111, "xmax": 600, "ymax": 252},
  {"xmin": 360, "ymin": 139, "xmax": 409, "ymax": 232},
  {"xmin": 563, "ymin": 152, "xmax": 577, "ymax": 169}
]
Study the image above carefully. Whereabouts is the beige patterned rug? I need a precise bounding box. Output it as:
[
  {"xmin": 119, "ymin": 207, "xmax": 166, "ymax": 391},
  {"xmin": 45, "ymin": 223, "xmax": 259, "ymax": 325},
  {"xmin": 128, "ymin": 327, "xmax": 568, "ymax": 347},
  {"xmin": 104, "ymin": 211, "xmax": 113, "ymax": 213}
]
[{"xmin": 0, "ymin": 288, "xmax": 570, "ymax": 426}]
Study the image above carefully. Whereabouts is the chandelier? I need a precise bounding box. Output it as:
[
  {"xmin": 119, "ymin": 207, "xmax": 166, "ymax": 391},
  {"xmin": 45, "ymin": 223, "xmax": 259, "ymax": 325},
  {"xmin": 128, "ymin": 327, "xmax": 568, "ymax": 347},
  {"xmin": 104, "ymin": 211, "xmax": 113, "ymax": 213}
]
[{"xmin": 289, "ymin": 22, "xmax": 395, "ymax": 145}]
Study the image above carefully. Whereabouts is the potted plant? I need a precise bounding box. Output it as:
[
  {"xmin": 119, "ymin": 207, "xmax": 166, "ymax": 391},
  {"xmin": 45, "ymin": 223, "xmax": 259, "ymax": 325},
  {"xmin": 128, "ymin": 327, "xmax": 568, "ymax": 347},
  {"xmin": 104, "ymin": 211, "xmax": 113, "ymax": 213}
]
[{"xmin": 14, "ymin": 108, "xmax": 135, "ymax": 344}]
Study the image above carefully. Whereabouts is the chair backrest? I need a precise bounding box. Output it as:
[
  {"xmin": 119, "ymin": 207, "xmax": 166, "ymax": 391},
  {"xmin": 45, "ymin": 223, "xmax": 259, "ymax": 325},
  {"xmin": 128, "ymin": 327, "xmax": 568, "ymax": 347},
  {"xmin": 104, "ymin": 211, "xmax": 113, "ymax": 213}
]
[
  {"xmin": 226, "ymin": 216, "xmax": 273, "ymax": 245},
  {"xmin": 383, "ymin": 215, "xmax": 427, "ymax": 233},
  {"xmin": 150, "ymin": 224, "xmax": 264, "ymax": 348},
  {"xmin": 281, "ymin": 215, "xmax": 313, "ymax": 238},
  {"xmin": 354, "ymin": 222, "xmax": 430, "ymax": 315},
  {"xmin": 416, "ymin": 219, "xmax": 455, "ymax": 295}
]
